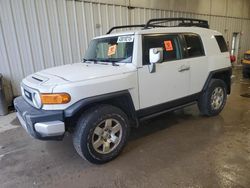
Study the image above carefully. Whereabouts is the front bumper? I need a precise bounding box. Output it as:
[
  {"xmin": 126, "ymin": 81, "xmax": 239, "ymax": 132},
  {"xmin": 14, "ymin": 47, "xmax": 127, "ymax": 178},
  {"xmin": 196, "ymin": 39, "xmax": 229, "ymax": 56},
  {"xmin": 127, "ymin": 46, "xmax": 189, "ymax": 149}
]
[{"xmin": 14, "ymin": 96, "xmax": 65, "ymax": 140}]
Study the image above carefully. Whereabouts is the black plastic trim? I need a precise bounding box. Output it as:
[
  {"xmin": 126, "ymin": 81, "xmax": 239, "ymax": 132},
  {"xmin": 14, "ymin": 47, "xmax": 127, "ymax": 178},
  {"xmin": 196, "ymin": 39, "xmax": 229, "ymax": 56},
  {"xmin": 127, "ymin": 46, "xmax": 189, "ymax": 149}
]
[
  {"xmin": 202, "ymin": 67, "xmax": 232, "ymax": 93},
  {"xmin": 139, "ymin": 102, "xmax": 196, "ymax": 121},
  {"xmin": 64, "ymin": 90, "xmax": 136, "ymax": 118},
  {"xmin": 14, "ymin": 96, "xmax": 64, "ymax": 140},
  {"xmin": 137, "ymin": 92, "xmax": 201, "ymax": 119}
]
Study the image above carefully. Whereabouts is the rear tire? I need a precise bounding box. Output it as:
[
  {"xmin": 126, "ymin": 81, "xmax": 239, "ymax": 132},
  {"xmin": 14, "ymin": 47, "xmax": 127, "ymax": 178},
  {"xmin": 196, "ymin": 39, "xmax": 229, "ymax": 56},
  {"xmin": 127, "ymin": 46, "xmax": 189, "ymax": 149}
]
[
  {"xmin": 73, "ymin": 105, "xmax": 130, "ymax": 164},
  {"xmin": 198, "ymin": 79, "xmax": 227, "ymax": 116}
]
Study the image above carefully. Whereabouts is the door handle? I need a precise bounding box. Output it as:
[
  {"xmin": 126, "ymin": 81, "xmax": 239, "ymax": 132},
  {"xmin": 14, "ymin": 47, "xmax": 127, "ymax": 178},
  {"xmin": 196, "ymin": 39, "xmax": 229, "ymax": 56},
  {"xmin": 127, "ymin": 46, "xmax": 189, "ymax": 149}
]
[{"xmin": 178, "ymin": 65, "xmax": 190, "ymax": 72}]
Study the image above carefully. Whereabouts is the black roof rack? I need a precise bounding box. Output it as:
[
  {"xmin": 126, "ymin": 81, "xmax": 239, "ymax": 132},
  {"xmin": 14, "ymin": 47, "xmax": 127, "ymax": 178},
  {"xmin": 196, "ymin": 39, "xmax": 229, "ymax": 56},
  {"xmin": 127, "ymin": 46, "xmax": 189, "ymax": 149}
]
[
  {"xmin": 107, "ymin": 17, "xmax": 209, "ymax": 34},
  {"xmin": 106, "ymin": 24, "xmax": 145, "ymax": 34},
  {"xmin": 144, "ymin": 18, "xmax": 209, "ymax": 29}
]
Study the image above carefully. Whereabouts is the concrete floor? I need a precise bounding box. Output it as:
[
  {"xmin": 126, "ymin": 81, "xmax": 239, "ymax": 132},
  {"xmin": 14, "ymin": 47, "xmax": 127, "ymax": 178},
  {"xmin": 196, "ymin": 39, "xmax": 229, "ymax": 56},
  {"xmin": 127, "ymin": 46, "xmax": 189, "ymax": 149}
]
[{"xmin": 0, "ymin": 69, "xmax": 250, "ymax": 188}]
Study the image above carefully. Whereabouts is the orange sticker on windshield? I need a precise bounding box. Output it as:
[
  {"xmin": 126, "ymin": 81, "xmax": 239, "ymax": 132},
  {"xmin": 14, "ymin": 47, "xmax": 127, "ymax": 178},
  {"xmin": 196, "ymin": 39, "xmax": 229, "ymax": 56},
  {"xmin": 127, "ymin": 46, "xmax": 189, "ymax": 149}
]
[
  {"xmin": 164, "ymin": 40, "xmax": 173, "ymax": 51},
  {"xmin": 108, "ymin": 44, "xmax": 117, "ymax": 56}
]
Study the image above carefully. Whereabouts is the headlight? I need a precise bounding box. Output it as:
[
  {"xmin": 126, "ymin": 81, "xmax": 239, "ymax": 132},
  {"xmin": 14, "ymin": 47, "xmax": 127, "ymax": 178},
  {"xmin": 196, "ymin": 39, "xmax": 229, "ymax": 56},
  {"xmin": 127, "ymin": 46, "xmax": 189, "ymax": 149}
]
[
  {"xmin": 32, "ymin": 92, "xmax": 42, "ymax": 108},
  {"xmin": 40, "ymin": 93, "xmax": 71, "ymax": 104}
]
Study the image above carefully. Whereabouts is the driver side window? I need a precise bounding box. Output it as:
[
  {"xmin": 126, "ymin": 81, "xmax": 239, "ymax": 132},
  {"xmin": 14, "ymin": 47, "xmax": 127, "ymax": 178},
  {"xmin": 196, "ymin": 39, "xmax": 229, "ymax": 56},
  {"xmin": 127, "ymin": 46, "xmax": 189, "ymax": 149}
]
[{"xmin": 143, "ymin": 34, "xmax": 182, "ymax": 65}]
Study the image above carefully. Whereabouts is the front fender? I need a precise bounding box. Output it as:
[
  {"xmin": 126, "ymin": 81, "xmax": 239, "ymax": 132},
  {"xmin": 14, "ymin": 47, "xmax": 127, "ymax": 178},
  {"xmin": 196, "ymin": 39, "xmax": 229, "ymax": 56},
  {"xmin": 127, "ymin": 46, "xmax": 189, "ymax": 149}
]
[{"xmin": 64, "ymin": 90, "xmax": 135, "ymax": 118}]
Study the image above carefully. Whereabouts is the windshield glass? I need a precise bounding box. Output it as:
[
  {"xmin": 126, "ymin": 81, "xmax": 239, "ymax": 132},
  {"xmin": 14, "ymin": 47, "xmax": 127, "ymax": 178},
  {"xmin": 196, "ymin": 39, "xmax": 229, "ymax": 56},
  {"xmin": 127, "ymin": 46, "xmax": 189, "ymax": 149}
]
[{"xmin": 84, "ymin": 35, "xmax": 134, "ymax": 63}]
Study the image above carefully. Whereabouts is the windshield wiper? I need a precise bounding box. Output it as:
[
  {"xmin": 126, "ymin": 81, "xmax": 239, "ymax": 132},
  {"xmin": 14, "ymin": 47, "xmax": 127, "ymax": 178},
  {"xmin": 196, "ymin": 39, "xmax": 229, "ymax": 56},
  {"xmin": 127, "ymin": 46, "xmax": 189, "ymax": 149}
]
[
  {"xmin": 98, "ymin": 59, "xmax": 120, "ymax": 66},
  {"xmin": 82, "ymin": 58, "xmax": 120, "ymax": 66},
  {"xmin": 82, "ymin": 58, "xmax": 97, "ymax": 63}
]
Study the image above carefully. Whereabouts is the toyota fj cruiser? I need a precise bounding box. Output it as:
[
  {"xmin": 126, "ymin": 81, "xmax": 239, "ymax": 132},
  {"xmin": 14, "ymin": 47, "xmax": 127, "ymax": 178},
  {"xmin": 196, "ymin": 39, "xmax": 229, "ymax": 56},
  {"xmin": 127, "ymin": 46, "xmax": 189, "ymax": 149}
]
[{"xmin": 14, "ymin": 18, "xmax": 232, "ymax": 164}]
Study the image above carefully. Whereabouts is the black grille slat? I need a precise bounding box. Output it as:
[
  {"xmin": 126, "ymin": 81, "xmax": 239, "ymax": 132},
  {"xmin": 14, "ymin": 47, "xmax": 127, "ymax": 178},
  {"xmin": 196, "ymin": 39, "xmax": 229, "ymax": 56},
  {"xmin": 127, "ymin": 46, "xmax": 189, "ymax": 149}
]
[{"xmin": 24, "ymin": 89, "xmax": 32, "ymax": 101}]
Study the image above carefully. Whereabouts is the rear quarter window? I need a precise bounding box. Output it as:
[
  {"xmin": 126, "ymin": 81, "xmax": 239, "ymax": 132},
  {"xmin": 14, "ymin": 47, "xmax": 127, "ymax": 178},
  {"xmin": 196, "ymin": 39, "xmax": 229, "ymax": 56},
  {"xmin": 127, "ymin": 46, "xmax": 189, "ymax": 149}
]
[
  {"xmin": 215, "ymin": 35, "xmax": 228, "ymax": 52},
  {"xmin": 184, "ymin": 34, "xmax": 205, "ymax": 58}
]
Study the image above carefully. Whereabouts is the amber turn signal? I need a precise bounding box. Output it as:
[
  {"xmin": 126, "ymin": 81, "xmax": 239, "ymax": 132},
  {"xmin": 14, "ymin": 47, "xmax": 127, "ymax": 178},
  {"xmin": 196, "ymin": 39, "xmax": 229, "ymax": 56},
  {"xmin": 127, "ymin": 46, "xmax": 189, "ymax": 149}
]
[{"xmin": 40, "ymin": 93, "xmax": 71, "ymax": 104}]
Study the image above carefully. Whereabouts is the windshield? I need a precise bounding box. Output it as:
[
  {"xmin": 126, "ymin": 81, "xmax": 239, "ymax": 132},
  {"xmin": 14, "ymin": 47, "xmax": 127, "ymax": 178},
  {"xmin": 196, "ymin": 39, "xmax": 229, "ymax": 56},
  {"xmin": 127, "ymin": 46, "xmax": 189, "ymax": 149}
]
[{"xmin": 84, "ymin": 35, "xmax": 134, "ymax": 63}]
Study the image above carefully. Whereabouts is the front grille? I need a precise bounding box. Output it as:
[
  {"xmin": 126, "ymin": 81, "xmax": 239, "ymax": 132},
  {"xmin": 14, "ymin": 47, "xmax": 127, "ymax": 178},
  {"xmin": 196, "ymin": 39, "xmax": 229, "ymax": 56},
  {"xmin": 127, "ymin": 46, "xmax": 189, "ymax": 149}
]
[
  {"xmin": 23, "ymin": 89, "xmax": 32, "ymax": 102},
  {"xmin": 244, "ymin": 54, "xmax": 250, "ymax": 60},
  {"xmin": 21, "ymin": 84, "xmax": 36, "ymax": 107}
]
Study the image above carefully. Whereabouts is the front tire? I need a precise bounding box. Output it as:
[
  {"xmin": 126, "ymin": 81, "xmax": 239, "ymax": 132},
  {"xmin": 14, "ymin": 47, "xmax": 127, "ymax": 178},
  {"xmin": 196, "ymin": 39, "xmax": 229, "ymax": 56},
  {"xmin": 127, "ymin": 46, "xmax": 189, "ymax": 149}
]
[
  {"xmin": 198, "ymin": 79, "xmax": 227, "ymax": 116},
  {"xmin": 73, "ymin": 105, "xmax": 130, "ymax": 164}
]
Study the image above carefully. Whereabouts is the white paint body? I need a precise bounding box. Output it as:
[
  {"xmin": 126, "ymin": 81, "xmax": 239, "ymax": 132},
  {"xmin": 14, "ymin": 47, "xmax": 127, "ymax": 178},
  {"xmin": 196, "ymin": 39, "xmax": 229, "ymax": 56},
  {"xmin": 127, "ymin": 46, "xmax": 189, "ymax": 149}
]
[{"xmin": 21, "ymin": 27, "xmax": 231, "ymax": 111}]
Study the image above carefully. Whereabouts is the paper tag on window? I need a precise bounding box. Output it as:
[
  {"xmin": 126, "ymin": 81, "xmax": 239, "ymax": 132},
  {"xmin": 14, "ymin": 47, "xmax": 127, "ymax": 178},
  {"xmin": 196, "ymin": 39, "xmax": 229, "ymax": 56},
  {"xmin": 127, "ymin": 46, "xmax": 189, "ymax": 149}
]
[
  {"xmin": 164, "ymin": 40, "xmax": 173, "ymax": 51},
  {"xmin": 117, "ymin": 36, "xmax": 134, "ymax": 43},
  {"xmin": 108, "ymin": 44, "xmax": 117, "ymax": 56}
]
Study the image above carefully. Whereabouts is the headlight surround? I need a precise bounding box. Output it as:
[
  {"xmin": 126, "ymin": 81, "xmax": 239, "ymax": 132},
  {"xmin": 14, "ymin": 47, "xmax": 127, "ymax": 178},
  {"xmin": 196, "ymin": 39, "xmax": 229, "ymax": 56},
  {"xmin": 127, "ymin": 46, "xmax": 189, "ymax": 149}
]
[
  {"xmin": 32, "ymin": 92, "xmax": 42, "ymax": 109},
  {"xmin": 40, "ymin": 93, "xmax": 71, "ymax": 105}
]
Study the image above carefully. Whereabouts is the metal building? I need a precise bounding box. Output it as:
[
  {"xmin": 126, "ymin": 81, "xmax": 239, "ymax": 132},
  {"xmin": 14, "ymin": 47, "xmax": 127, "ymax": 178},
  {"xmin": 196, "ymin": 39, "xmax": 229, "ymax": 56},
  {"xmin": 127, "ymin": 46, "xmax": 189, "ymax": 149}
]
[{"xmin": 1, "ymin": 0, "xmax": 250, "ymax": 104}]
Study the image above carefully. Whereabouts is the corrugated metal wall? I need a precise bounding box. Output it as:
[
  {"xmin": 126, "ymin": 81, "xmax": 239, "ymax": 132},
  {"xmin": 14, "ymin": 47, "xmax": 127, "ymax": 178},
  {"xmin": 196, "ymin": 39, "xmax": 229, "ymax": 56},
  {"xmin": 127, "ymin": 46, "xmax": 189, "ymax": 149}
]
[{"xmin": 1, "ymin": 0, "xmax": 250, "ymax": 104}]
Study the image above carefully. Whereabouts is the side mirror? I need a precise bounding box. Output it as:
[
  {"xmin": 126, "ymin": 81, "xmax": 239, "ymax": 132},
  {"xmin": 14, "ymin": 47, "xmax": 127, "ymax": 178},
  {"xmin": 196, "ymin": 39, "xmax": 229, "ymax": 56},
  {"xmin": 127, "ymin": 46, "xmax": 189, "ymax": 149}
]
[
  {"xmin": 149, "ymin": 48, "xmax": 163, "ymax": 64},
  {"xmin": 149, "ymin": 48, "xmax": 163, "ymax": 73}
]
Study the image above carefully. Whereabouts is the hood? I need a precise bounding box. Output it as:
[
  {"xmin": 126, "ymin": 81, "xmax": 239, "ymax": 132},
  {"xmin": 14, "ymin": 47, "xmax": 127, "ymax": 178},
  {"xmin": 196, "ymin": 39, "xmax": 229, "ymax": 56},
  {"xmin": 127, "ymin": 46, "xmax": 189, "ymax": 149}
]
[
  {"xmin": 40, "ymin": 62, "xmax": 136, "ymax": 82},
  {"xmin": 22, "ymin": 71, "xmax": 69, "ymax": 93}
]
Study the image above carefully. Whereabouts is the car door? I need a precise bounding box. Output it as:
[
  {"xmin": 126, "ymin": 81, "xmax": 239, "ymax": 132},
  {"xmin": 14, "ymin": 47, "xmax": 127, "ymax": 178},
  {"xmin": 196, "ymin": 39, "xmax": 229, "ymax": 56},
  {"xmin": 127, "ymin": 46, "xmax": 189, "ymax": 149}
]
[
  {"xmin": 137, "ymin": 34, "xmax": 190, "ymax": 112},
  {"xmin": 182, "ymin": 33, "xmax": 208, "ymax": 95}
]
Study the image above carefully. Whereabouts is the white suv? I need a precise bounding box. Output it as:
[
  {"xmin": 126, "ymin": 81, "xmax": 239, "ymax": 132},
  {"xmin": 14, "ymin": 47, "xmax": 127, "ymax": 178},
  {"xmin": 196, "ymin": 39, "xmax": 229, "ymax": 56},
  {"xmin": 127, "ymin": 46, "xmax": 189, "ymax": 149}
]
[{"xmin": 14, "ymin": 18, "xmax": 232, "ymax": 164}]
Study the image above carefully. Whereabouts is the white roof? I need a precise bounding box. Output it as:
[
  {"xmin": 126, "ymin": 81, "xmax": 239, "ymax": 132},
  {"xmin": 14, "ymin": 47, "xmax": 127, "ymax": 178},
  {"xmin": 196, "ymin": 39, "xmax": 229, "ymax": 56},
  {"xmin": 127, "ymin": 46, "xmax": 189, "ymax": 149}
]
[{"xmin": 94, "ymin": 26, "xmax": 222, "ymax": 39}]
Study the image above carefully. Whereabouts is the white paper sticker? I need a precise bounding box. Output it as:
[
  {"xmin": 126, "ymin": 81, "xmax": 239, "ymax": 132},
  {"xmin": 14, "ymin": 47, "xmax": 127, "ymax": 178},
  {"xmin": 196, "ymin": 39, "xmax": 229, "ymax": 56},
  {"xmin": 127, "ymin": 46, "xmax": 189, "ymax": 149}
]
[{"xmin": 117, "ymin": 36, "xmax": 134, "ymax": 43}]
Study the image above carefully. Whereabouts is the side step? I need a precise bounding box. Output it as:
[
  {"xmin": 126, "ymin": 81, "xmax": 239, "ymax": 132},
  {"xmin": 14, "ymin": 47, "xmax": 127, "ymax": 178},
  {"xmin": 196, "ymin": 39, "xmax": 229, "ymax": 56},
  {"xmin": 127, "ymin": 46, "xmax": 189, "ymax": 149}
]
[{"xmin": 139, "ymin": 102, "xmax": 197, "ymax": 122}]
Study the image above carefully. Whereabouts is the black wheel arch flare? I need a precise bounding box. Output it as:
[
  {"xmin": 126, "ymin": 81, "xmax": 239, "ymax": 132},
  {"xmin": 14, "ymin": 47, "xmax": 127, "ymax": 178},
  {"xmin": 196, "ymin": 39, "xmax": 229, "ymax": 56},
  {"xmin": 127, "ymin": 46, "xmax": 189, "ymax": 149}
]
[
  {"xmin": 202, "ymin": 67, "xmax": 232, "ymax": 94},
  {"xmin": 64, "ymin": 90, "xmax": 139, "ymax": 127}
]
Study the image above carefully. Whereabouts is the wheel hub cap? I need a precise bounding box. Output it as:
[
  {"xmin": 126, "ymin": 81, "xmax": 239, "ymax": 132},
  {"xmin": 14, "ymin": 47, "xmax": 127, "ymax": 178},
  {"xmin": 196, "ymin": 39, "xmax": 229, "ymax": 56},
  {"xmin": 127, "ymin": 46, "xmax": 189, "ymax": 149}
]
[
  {"xmin": 211, "ymin": 87, "xmax": 224, "ymax": 110},
  {"xmin": 92, "ymin": 118, "xmax": 122, "ymax": 154}
]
